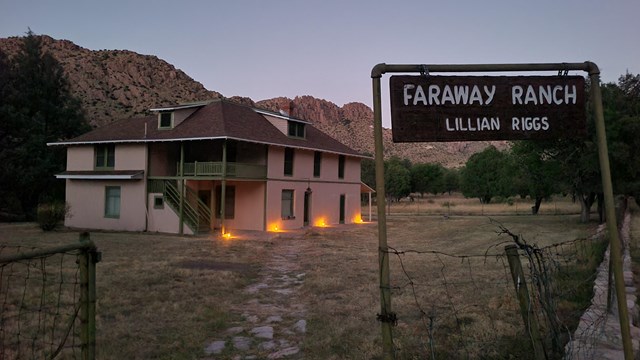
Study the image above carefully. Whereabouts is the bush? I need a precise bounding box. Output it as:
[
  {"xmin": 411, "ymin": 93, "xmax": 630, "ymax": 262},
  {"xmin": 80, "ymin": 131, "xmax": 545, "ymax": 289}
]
[{"xmin": 37, "ymin": 202, "xmax": 70, "ymax": 231}]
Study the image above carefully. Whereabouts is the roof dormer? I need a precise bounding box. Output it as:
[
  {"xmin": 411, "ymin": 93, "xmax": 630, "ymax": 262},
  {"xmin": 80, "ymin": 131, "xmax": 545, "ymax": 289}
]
[
  {"xmin": 287, "ymin": 120, "xmax": 306, "ymax": 138},
  {"xmin": 158, "ymin": 111, "xmax": 174, "ymax": 129},
  {"xmin": 150, "ymin": 100, "xmax": 212, "ymax": 130},
  {"xmin": 254, "ymin": 108, "xmax": 311, "ymax": 139}
]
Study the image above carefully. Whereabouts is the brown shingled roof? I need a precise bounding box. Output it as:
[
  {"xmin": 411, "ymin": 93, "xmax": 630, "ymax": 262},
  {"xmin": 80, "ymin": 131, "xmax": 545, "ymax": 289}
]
[{"xmin": 50, "ymin": 99, "xmax": 364, "ymax": 157}]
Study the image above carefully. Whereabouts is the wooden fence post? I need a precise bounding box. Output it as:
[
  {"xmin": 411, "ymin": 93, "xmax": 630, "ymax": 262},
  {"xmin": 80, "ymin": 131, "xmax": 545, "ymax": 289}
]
[
  {"xmin": 79, "ymin": 232, "xmax": 98, "ymax": 360},
  {"xmin": 505, "ymin": 245, "xmax": 547, "ymax": 360}
]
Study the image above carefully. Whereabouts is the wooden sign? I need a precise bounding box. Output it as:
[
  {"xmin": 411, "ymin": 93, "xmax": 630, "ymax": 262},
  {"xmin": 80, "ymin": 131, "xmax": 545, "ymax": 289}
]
[{"xmin": 390, "ymin": 75, "xmax": 586, "ymax": 142}]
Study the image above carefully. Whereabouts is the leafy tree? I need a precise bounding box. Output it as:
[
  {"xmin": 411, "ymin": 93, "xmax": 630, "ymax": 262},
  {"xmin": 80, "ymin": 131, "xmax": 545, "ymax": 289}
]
[
  {"xmin": 510, "ymin": 141, "xmax": 562, "ymax": 214},
  {"xmin": 0, "ymin": 31, "xmax": 90, "ymax": 218},
  {"xmin": 606, "ymin": 74, "xmax": 640, "ymax": 206},
  {"xmin": 410, "ymin": 163, "xmax": 445, "ymax": 197},
  {"xmin": 460, "ymin": 146, "xmax": 512, "ymax": 203},
  {"xmin": 509, "ymin": 74, "xmax": 640, "ymax": 222},
  {"xmin": 443, "ymin": 168, "xmax": 460, "ymax": 195},
  {"xmin": 384, "ymin": 157, "xmax": 411, "ymax": 201},
  {"xmin": 360, "ymin": 156, "xmax": 376, "ymax": 189}
]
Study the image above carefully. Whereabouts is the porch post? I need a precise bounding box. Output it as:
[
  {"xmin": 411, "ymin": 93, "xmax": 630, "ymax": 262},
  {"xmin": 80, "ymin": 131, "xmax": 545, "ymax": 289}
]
[
  {"xmin": 179, "ymin": 142, "xmax": 185, "ymax": 235},
  {"xmin": 220, "ymin": 139, "xmax": 227, "ymax": 236}
]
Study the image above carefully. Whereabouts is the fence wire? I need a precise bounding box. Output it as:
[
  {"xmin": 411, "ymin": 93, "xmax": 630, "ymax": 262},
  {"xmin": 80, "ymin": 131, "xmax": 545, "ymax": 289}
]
[
  {"xmin": 384, "ymin": 226, "xmax": 608, "ymax": 359},
  {"xmin": 1, "ymin": 244, "xmax": 85, "ymax": 359}
]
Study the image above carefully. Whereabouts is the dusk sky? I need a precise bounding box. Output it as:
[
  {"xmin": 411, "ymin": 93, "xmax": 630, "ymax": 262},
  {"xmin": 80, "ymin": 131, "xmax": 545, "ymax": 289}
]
[{"xmin": 1, "ymin": 0, "xmax": 638, "ymax": 127}]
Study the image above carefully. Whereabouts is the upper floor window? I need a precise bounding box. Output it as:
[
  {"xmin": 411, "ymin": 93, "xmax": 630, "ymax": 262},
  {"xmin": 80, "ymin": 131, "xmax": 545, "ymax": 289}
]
[
  {"xmin": 95, "ymin": 144, "xmax": 115, "ymax": 169},
  {"xmin": 287, "ymin": 121, "xmax": 305, "ymax": 138},
  {"xmin": 313, "ymin": 151, "xmax": 322, "ymax": 177},
  {"xmin": 284, "ymin": 147, "xmax": 294, "ymax": 176},
  {"xmin": 159, "ymin": 112, "xmax": 173, "ymax": 129},
  {"xmin": 338, "ymin": 155, "xmax": 345, "ymax": 179}
]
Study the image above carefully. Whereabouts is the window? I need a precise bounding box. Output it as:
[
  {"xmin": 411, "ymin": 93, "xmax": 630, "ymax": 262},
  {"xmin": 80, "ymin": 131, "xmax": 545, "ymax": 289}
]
[
  {"xmin": 104, "ymin": 186, "xmax": 121, "ymax": 218},
  {"xmin": 153, "ymin": 196, "xmax": 164, "ymax": 209},
  {"xmin": 284, "ymin": 148, "xmax": 294, "ymax": 176},
  {"xmin": 281, "ymin": 190, "xmax": 294, "ymax": 219},
  {"xmin": 338, "ymin": 155, "xmax": 345, "ymax": 179},
  {"xmin": 313, "ymin": 151, "xmax": 322, "ymax": 178},
  {"xmin": 159, "ymin": 112, "xmax": 173, "ymax": 129},
  {"xmin": 287, "ymin": 121, "xmax": 305, "ymax": 138},
  {"xmin": 215, "ymin": 186, "xmax": 235, "ymax": 219},
  {"xmin": 95, "ymin": 144, "xmax": 115, "ymax": 169}
]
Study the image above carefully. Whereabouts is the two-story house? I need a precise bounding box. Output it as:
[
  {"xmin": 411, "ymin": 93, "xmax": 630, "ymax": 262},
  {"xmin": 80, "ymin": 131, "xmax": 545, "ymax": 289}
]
[{"xmin": 49, "ymin": 99, "xmax": 369, "ymax": 235}]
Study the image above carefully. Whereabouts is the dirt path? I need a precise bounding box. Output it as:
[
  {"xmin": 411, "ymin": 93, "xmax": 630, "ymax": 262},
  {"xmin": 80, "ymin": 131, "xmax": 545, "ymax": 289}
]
[{"xmin": 204, "ymin": 233, "xmax": 309, "ymax": 359}]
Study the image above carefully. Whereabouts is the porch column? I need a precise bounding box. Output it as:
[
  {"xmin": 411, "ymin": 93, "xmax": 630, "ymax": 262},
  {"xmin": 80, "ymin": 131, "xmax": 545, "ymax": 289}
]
[
  {"xmin": 220, "ymin": 139, "xmax": 227, "ymax": 235},
  {"xmin": 179, "ymin": 142, "xmax": 185, "ymax": 235}
]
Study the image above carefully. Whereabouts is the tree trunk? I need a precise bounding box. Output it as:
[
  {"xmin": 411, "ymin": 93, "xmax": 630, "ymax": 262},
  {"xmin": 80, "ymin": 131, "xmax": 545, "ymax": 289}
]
[
  {"xmin": 597, "ymin": 192, "xmax": 605, "ymax": 224},
  {"xmin": 578, "ymin": 192, "xmax": 596, "ymax": 223},
  {"xmin": 532, "ymin": 197, "xmax": 543, "ymax": 215}
]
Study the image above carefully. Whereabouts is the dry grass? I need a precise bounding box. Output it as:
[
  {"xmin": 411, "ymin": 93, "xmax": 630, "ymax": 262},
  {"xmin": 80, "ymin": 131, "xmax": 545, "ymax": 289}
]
[
  {"xmin": 384, "ymin": 192, "xmax": 582, "ymax": 217},
  {"xmin": 0, "ymin": 200, "xmax": 599, "ymax": 359}
]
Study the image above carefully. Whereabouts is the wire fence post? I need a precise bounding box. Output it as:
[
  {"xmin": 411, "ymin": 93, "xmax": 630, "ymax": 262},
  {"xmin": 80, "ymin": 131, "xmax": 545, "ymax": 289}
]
[
  {"xmin": 79, "ymin": 232, "xmax": 98, "ymax": 360},
  {"xmin": 505, "ymin": 245, "xmax": 547, "ymax": 360}
]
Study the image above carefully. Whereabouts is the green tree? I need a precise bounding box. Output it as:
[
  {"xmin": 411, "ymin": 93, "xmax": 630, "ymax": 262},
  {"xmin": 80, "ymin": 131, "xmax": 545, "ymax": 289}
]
[
  {"xmin": 384, "ymin": 157, "xmax": 411, "ymax": 201},
  {"xmin": 0, "ymin": 31, "xmax": 90, "ymax": 218},
  {"xmin": 606, "ymin": 74, "xmax": 640, "ymax": 206},
  {"xmin": 360, "ymin": 156, "xmax": 376, "ymax": 189},
  {"xmin": 510, "ymin": 141, "xmax": 562, "ymax": 214},
  {"xmin": 443, "ymin": 168, "xmax": 460, "ymax": 195},
  {"xmin": 460, "ymin": 146, "xmax": 512, "ymax": 203},
  {"xmin": 410, "ymin": 163, "xmax": 445, "ymax": 197}
]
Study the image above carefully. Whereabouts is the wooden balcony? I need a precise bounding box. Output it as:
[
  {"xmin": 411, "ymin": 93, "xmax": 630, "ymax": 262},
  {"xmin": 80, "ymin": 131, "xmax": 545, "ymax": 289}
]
[{"xmin": 177, "ymin": 161, "xmax": 266, "ymax": 179}]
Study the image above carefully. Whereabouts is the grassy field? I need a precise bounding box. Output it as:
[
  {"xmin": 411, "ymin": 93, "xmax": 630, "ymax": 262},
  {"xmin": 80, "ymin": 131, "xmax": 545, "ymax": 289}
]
[
  {"xmin": 382, "ymin": 192, "xmax": 582, "ymax": 217},
  {"xmin": 0, "ymin": 194, "xmax": 601, "ymax": 359}
]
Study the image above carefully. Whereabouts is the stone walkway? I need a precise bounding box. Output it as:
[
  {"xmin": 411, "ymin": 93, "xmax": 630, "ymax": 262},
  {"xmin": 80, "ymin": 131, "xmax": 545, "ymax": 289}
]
[
  {"xmin": 203, "ymin": 235, "xmax": 308, "ymax": 359},
  {"xmin": 565, "ymin": 210, "xmax": 640, "ymax": 359}
]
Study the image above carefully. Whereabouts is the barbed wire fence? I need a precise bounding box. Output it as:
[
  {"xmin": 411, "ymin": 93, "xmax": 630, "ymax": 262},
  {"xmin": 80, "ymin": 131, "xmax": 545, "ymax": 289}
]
[
  {"xmin": 0, "ymin": 233, "xmax": 100, "ymax": 360},
  {"xmin": 382, "ymin": 220, "xmax": 609, "ymax": 359}
]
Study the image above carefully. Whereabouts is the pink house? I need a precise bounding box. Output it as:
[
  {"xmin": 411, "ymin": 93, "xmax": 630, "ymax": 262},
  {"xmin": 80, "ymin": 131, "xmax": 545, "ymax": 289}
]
[{"xmin": 49, "ymin": 99, "xmax": 369, "ymax": 235}]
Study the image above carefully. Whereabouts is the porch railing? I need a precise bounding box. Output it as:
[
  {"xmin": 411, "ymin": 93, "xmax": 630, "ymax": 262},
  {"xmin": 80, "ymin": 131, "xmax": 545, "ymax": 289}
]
[{"xmin": 177, "ymin": 161, "xmax": 266, "ymax": 178}]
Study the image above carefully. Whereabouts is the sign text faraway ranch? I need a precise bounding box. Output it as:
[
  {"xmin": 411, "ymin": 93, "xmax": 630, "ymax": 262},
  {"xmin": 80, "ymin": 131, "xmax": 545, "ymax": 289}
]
[{"xmin": 389, "ymin": 75, "xmax": 586, "ymax": 142}]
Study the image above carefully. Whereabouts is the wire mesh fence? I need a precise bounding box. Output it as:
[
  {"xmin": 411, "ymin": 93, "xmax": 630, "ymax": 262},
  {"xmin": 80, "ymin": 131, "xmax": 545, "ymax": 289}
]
[
  {"xmin": 384, "ymin": 223, "xmax": 609, "ymax": 359},
  {"xmin": 0, "ymin": 234, "xmax": 99, "ymax": 360}
]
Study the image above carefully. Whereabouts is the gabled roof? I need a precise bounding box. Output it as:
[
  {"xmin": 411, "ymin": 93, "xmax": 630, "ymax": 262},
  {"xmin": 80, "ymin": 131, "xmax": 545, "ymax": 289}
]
[{"xmin": 49, "ymin": 99, "xmax": 365, "ymax": 158}]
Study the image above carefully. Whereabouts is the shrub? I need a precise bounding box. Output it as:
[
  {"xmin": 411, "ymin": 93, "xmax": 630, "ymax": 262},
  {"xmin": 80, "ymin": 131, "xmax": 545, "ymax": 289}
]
[
  {"xmin": 37, "ymin": 202, "xmax": 70, "ymax": 231},
  {"xmin": 441, "ymin": 201, "xmax": 456, "ymax": 207}
]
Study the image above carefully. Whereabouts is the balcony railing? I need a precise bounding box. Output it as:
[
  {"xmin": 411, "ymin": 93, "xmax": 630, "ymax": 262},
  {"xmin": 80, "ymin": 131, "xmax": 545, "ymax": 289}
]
[{"xmin": 177, "ymin": 161, "xmax": 266, "ymax": 179}]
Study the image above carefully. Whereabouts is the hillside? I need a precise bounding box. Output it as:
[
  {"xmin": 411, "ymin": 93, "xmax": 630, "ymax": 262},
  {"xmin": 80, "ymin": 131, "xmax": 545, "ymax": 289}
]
[{"xmin": 0, "ymin": 35, "xmax": 503, "ymax": 166}]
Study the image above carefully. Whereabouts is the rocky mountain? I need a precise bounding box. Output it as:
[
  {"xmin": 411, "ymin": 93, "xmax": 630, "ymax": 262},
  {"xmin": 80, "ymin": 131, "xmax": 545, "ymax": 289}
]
[
  {"xmin": 0, "ymin": 35, "xmax": 221, "ymax": 127},
  {"xmin": 0, "ymin": 35, "xmax": 502, "ymax": 166}
]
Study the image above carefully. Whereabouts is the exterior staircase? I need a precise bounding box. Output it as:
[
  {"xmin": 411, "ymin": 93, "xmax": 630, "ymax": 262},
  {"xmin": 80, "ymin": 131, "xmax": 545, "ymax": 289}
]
[{"xmin": 150, "ymin": 180, "xmax": 212, "ymax": 234}]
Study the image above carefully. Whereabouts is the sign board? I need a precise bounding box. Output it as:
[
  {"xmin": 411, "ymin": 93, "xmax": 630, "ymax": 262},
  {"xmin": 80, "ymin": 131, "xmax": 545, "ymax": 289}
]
[{"xmin": 390, "ymin": 75, "xmax": 586, "ymax": 142}]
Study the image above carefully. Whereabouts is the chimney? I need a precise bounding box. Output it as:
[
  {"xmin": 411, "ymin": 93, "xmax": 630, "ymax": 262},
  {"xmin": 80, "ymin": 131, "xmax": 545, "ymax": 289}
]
[{"xmin": 279, "ymin": 101, "xmax": 294, "ymax": 117}]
